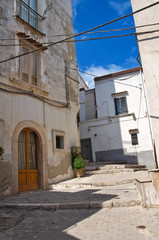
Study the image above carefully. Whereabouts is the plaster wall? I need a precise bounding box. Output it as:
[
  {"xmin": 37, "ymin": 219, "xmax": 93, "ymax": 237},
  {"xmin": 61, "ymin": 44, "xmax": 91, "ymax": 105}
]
[
  {"xmin": 0, "ymin": 0, "xmax": 79, "ymax": 197},
  {"xmin": 86, "ymin": 90, "xmax": 96, "ymax": 120},
  {"xmin": 80, "ymin": 91, "xmax": 86, "ymax": 122},
  {"xmin": 95, "ymin": 71, "xmax": 146, "ymax": 119},
  {"xmin": 80, "ymin": 70, "xmax": 155, "ymax": 168},
  {"xmin": 131, "ymin": 0, "xmax": 159, "ymax": 165}
]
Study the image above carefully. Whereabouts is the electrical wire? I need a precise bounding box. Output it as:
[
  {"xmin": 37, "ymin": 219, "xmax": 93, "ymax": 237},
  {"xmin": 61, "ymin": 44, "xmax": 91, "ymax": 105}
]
[
  {"xmin": 67, "ymin": 66, "xmax": 142, "ymax": 89},
  {"xmin": 0, "ymin": 1, "xmax": 159, "ymax": 64},
  {"xmin": 0, "ymin": 22, "xmax": 159, "ymax": 41},
  {"xmin": 1, "ymin": 29, "xmax": 159, "ymax": 47},
  {"xmin": 68, "ymin": 67, "xmax": 97, "ymax": 77}
]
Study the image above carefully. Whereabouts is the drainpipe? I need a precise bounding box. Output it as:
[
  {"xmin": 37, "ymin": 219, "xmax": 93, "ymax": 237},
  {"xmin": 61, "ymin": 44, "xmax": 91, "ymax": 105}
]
[{"xmin": 139, "ymin": 68, "xmax": 158, "ymax": 168}]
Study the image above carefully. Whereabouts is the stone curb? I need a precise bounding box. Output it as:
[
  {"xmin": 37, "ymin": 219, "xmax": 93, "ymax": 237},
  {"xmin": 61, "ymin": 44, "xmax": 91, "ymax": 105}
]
[
  {"xmin": 49, "ymin": 179, "xmax": 133, "ymax": 190},
  {"xmin": 0, "ymin": 199, "xmax": 141, "ymax": 210}
]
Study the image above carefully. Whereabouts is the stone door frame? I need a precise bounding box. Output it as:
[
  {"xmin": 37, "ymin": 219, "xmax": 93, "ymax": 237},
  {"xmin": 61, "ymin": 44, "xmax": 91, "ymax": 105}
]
[{"xmin": 11, "ymin": 120, "xmax": 48, "ymax": 194}]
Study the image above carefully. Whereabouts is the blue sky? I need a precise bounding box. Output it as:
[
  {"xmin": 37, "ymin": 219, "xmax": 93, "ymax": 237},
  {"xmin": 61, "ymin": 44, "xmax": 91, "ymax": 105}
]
[{"xmin": 72, "ymin": 0, "xmax": 140, "ymax": 88}]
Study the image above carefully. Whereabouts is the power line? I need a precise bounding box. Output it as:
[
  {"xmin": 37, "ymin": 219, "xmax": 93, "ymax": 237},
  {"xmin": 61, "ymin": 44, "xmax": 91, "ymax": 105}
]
[
  {"xmin": 0, "ymin": 1, "xmax": 159, "ymax": 64},
  {"xmin": 68, "ymin": 67, "xmax": 97, "ymax": 77},
  {"xmin": 0, "ymin": 22, "xmax": 159, "ymax": 41},
  {"xmin": 68, "ymin": 66, "xmax": 142, "ymax": 89},
  {"xmin": 1, "ymin": 29, "xmax": 159, "ymax": 47}
]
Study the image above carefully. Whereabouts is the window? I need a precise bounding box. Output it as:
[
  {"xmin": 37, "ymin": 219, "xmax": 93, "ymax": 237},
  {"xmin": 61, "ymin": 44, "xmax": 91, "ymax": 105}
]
[
  {"xmin": 129, "ymin": 129, "xmax": 139, "ymax": 146},
  {"xmin": 20, "ymin": 46, "xmax": 40, "ymax": 86},
  {"xmin": 14, "ymin": 0, "xmax": 45, "ymax": 34},
  {"xmin": 56, "ymin": 136, "xmax": 64, "ymax": 149},
  {"xmin": 20, "ymin": 0, "xmax": 37, "ymax": 28},
  {"xmin": 114, "ymin": 97, "xmax": 128, "ymax": 115},
  {"xmin": 52, "ymin": 130, "xmax": 66, "ymax": 152},
  {"xmin": 131, "ymin": 133, "xmax": 138, "ymax": 145}
]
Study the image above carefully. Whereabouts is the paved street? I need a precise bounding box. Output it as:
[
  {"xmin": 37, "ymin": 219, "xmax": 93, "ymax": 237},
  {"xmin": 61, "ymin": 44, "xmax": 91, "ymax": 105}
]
[
  {"xmin": 0, "ymin": 207, "xmax": 159, "ymax": 239},
  {"xmin": 0, "ymin": 168, "xmax": 159, "ymax": 239}
]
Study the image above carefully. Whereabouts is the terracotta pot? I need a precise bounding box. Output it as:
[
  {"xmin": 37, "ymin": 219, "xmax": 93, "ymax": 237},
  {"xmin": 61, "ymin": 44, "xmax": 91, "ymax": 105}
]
[{"xmin": 74, "ymin": 168, "xmax": 85, "ymax": 178}]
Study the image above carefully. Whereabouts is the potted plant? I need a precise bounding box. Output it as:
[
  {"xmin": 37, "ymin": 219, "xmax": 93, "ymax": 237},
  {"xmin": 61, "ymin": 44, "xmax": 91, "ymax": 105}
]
[
  {"xmin": 73, "ymin": 156, "xmax": 85, "ymax": 178},
  {"xmin": 71, "ymin": 146, "xmax": 85, "ymax": 178}
]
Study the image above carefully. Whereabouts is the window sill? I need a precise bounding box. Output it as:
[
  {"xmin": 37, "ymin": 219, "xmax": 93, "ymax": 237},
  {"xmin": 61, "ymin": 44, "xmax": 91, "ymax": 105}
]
[
  {"xmin": 54, "ymin": 149, "xmax": 66, "ymax": 154},
  {"xmin": 10, "ymin": 78, "xmax": 49, "ymax": 97},
  {"xmin": 110, "ymin": 113, "xmax": 136, "ymax": 121}
]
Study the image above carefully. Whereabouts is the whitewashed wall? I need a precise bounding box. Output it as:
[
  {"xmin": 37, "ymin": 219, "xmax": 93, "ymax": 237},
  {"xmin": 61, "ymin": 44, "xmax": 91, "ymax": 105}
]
[
  {"xmin": 80, "ymin": 70, "xmax": 155, "ymax": 168},
  {"xmin": 131, "ymin": 0, "xmax": 159, "ymax": 167}
]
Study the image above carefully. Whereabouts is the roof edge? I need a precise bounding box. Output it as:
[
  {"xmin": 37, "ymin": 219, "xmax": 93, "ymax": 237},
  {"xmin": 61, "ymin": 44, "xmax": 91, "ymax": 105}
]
[{"xmin": 94, "ymin": 67, "xmax": 142, "ymax": 82}]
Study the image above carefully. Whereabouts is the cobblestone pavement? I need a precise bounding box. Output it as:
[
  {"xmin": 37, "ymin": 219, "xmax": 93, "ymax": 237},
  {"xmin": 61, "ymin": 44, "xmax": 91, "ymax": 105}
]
[
  {"xmin": 0, "ymin": 206, "xmax": 159, "ymax": 240},
  {"xmin": 0, "ymin": 183, "xmax": 139, "ymax": 205}
]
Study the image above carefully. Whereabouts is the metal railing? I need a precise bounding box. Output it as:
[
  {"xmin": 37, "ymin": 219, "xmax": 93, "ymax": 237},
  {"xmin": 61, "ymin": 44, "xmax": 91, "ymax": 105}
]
[{"xmin": 14, "ymin": 0, "xmax": 45, "ymax": 34}]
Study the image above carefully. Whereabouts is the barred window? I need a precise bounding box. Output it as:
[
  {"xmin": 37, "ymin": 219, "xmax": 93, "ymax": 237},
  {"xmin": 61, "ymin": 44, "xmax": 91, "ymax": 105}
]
[{"xmin": 20, "ymin": 0, "xmax": 37, "ymax": 28}]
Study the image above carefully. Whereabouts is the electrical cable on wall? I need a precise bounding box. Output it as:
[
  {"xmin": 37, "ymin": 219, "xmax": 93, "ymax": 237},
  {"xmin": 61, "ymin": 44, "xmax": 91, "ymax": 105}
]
[{"xmin": 0, "ymin": 82, "xmax": 69, "ymax": 108}]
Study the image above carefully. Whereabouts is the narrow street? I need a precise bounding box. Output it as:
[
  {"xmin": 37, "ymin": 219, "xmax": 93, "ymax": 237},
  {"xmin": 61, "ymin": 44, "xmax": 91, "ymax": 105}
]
[
  {"xmin": 0, "ymin": 207, "xmax": 159, "ymax": 240},
  {"xmin": 0, "ymin": 164, "xmax": 159, "ymax": 239}
]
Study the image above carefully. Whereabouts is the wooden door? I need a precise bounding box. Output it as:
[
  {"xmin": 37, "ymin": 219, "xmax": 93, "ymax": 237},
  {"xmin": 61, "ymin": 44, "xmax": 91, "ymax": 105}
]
[
  {"xmin": 81, "ymin": 138, "xmax": 93, "ymax": 162},
  {"xmin": 18, "ymin": 128, "xmax": 39, "ymax": 192}
]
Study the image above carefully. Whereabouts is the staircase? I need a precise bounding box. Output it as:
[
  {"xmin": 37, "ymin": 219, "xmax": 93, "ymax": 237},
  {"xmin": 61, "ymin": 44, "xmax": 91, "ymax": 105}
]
[{"xmin": 84, "ymin": 161, "xmax": 147, "ymax": 175}]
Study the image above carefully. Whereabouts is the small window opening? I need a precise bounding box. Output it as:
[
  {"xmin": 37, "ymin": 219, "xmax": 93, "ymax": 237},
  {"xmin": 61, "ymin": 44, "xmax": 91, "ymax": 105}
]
[
  {"xmin": 56, "ymin": 136, "xmax": 64, "ymax": 149},
  {"xmin": 131, "ymin": 133, "xmax": 138, "ymax": 145}
]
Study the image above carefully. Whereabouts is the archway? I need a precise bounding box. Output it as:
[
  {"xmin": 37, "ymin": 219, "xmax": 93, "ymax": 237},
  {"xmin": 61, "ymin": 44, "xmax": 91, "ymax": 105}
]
[
  {"xmin": 18, "ymin": 128, "xmax": 39, "ymax": 192},
  {"xmin": 11, "ymin": 120, "xmax": 48, "ymax": 194}
]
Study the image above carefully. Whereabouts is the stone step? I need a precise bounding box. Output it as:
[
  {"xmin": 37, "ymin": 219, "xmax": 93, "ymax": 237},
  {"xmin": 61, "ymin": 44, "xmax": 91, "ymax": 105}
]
[
  {"xmin": 85, "ymin": 169, "xmax": 134, "ymax": 175},
  {"xmin": 85, "ymin": 164, "xmax": 147, "ymax": 171},
  {"xmin": 85, "ymin": 168, "xmax": 148, "ymax": 175},
  {"xmin": 49, "ymin": 179, "xmax": 134, "ymax": 190},
  {"xmin": 85, "ymin": 165, "xmax": 126, "ymax": 170},
  {"xmin": 84, "ymin": 161, "xmax": 127, "ymax": 166},
  {"xmin": 0, "ymin": 198, "xmax": 141, "ymax": 210},
  {"xmin": 125, "ymin": 164, "xmax": 147, "ymax": 169}
]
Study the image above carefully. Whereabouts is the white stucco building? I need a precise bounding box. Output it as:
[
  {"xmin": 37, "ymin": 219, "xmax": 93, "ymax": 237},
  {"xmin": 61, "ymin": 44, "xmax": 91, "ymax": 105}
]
[
  {"xmin": 80, "ymin": 67, "xmax": 156, "ymax": 169},
  {"xmin": 131, "ymin": 0, "xmax": 159, "ymax": 168},
  {"xmin": 0, "ymin": 0, "xmax": 80, "ymax": 197}
]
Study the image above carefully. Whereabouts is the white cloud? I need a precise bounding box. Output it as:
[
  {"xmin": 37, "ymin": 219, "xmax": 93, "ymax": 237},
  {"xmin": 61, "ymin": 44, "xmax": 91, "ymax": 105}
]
[
  {"xmin": 72, "ymin": 0, "xmax": 81, "ymax": 19},
  {"xmin": 125, "ymin": 56, "xmax": 138, "ymax": 65},
  {"xmin": 80, "ymin": 64, "xmax": 123, "ymax": 89},
  {"xmin": 108, "ymin": 0, "xmax": 131, "ymax": 16},
  {"xmin": 131, "ymin": 46, "xmax": 137, "ymax": 54}
]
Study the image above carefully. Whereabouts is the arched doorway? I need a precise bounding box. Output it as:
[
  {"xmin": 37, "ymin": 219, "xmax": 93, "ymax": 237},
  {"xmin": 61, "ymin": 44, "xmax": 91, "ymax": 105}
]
[{"xmin": 18, "ymin": 128, "xmax": 39, "ymax": 192}]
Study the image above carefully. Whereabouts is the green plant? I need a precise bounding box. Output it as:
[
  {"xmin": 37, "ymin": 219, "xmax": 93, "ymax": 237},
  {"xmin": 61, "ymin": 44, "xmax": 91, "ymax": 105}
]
[
  {"xmin": 0, "ymin": 146, "xmax": 4, "ymax": 156},
  {"xmin": 73, "ymin": 157, "xmax": 85, "ymax": 170},
  {"xmin": 71, "ymin": 146, "xmax": 83, "ymax": 160}
]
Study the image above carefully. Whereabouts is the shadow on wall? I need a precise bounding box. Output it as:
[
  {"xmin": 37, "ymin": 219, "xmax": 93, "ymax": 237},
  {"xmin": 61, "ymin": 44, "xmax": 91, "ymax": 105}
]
[{"xmin": 95, "ymin": 148, "xmax": 138, "ymax": 164}]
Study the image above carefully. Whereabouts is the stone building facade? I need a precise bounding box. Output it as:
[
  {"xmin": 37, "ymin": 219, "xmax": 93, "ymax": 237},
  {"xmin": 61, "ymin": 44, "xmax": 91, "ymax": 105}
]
[{"xmin": 0, "ymin": 0, "xmax": 80, "ymax": 197}]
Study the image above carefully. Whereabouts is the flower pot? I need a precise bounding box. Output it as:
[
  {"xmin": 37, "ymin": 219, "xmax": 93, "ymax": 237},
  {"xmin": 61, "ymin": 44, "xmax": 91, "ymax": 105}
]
[{"xmin": 74, "ymin": 168, "xmax": 85, "ymax": 178}]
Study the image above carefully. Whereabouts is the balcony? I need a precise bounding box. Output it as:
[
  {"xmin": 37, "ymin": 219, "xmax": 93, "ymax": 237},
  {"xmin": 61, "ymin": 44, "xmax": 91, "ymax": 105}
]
[{"xmin": 14, "ymin": 0, "xmax": 45, "ymax": 35}]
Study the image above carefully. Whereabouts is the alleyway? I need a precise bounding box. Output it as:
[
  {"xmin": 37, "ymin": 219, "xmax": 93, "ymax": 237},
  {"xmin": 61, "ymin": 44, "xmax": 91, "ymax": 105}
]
[{"xmin": 0, "ymin": 164, "xmax": 159, "ymax": 239}]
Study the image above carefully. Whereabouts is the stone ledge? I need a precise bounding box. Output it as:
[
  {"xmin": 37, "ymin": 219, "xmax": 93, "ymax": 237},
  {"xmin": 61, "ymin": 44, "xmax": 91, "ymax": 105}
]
[
  {"xmin": 10, "ymin": 78, "xmax": 49, "ymax": 97},
  {"xmin": 135, "ymin": 178, "xmax": 152, "ymax": 183}
]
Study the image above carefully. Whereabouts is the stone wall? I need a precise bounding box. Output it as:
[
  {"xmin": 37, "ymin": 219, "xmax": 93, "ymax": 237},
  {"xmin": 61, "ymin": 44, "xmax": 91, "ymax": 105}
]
[{"xmin": 0, "ymin": 0, "xmax": 80, "ymax": 197}]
